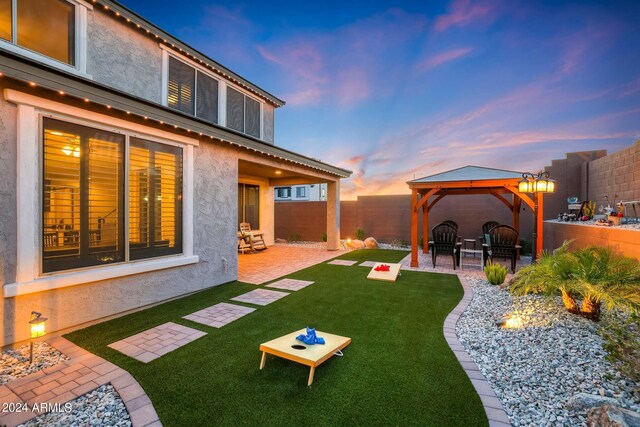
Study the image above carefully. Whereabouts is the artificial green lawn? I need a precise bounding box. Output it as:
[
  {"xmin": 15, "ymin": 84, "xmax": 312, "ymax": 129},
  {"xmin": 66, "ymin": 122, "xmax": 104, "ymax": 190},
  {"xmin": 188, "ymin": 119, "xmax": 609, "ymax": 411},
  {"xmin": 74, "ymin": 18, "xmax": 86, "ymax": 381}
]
[{"xmin": 65, "ymin": 249, "xmax": 487, "ymax": 426}]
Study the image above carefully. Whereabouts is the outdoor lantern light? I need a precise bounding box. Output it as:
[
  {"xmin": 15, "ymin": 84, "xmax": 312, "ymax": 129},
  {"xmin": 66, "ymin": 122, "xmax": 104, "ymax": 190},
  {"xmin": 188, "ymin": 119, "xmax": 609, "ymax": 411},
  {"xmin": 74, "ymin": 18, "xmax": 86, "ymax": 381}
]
[
  {"xmin": 29, "ymin": 311, "xmax": 47, "ymax": 364},
  {"xmin": 519, "ymin": 171, "xmax": 556, "ymax": 262}
]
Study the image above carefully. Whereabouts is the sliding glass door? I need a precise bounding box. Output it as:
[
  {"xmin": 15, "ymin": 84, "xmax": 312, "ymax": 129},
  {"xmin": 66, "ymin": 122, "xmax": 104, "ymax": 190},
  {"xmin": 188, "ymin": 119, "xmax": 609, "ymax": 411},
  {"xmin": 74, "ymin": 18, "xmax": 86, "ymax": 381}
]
[{"xmin": 238, "ymin": 184, "xmax": 259, "ymax": 229}]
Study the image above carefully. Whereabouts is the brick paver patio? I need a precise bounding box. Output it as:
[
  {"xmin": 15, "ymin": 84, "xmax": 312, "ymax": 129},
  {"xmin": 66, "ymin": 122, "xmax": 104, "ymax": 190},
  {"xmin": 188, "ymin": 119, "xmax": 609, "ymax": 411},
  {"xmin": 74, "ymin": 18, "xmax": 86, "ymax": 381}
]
[
  {"xmin": 327, "ymin": 260, "xmax": 357, "ymax": 266},
  {"xmin": 265, "ymin": 278, "xmax": 315, "ymax": 291},
  {"xmin": 238, "ymin": 244, "xmax": 345, "ymax": 284},
  {"xmin": 183, "ymin": 302, "xmax": 255, "ymax": 328},
  {"xmin": 231, "ymin": 289, "xmax": 289, "ymax": 306},
  {"xmin": 108, "ymin": 322, "xmax": 206, "ymax": 363},
  {"xmin": 0, "ymin": 337, "xmax": 160, "ymax": 427},
  {"xmin": 400, "ymin": 251, "xmax": 530, "ymax": 277}
]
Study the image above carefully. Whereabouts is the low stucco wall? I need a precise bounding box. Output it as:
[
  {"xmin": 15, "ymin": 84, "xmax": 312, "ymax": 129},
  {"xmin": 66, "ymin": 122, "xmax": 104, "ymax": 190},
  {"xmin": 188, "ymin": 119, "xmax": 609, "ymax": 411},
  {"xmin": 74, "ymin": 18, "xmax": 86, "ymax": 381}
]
[{"xmin": 543, "ymin": 221, "xmax": 640, "ymax": 260}]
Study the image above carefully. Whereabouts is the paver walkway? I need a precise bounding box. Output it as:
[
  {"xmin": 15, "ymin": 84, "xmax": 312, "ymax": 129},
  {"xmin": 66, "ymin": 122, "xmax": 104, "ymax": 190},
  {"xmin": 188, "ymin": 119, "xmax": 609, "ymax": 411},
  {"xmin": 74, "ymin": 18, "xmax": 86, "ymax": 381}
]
[
  {"xmin": 231, "ymin": 289, "xmax": 289, "ymax": 306},
  {"xmin": 0, "ymin": 337, "xmax": 160, "ymax": 427},
  {"xmin": 265, "ymin": 278, "xmax": 315, "ymax": 291},
  {"xmin": 108, "ymin": 322, "xmax": 206, "ymax": 363},
  {"xmin": 327, "ymin": 260, "xmax": 357, "ymax": 266},
  {"xmin": 238, "ymin": 244, "xmax": 345, "ymax": 284},
  {"xmin": 183, "ymin": 303, "xmax": 255, "ymax": 328}
]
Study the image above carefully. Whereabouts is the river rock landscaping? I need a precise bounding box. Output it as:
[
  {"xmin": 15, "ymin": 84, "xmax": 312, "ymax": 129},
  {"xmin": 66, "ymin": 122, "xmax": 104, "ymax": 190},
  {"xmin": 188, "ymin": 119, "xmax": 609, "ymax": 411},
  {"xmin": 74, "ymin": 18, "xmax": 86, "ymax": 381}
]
[
  {"xmin": 19, "ymin": 384, "xmax": 131, "ymax": 427},
  {"xmin": 0, "ymin": 342, "xmax": 67, "ymax": 386},
  {"xmin": 457, "ymin": 276, "xmax": 640, "ymax": 426}
]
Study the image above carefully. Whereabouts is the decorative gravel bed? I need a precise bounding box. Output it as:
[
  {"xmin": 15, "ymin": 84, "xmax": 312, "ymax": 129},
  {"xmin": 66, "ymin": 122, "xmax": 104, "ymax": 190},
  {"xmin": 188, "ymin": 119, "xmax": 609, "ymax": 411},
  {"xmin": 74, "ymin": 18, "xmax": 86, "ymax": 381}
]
[
  {"xmin": 456, "ymin": 276, "xmax": 640, "ymax": 426},
  {"xmin": 0, "ymin": 342, "xmax": 68, "ymax": 386},
  {"xmin": 19, "ymin": 384, "xmax": 131, "ymax": 427}
]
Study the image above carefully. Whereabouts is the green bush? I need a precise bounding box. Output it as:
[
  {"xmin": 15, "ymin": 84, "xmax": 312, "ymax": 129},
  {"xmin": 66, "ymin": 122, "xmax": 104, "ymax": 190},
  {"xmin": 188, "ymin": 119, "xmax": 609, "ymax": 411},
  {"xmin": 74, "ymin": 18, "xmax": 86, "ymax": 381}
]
[
  {"xmin": 321, "ymin": 232, "xmax": 327, "ymax": 242},
  {"xmin": 519, "ymin": 239, "xmax": 532, "ymax": 255},
  {"xmin": 600, "ymin": 312, "xmax": 640, "ymax": 381},
  {"xmin": 355, "ymin": 228, "xmax": 365, "ymax": 240},
  {"xmin": 485, "ymin": 260, "xmax": 509, "ymax": 285}
]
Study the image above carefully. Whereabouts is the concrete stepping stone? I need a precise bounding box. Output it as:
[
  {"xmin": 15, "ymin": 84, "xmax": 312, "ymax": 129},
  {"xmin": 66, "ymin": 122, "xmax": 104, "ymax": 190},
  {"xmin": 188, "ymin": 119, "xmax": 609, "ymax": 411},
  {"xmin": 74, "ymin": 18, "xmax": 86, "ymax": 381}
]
[
  {"xmin": 359, "ymin": 261, "xmax": 381, "ymax": 267},
  {"xmin": 108, "ymin": 322, "xmax": 206, "ymax": 363},
  {"xmin": 231, "ymin": 289, "xmax": 289, "ymax": 306},
  {"xmin": 266, "ymin": 278, "xmax": 315, "ymax": 291},
  {"xmin": 183, "ymin": 302, "xmax": 255, "ymax": 328},
  {"xmin": 327, "ymin": 260, "xmax": 357, "ymax": 266}
]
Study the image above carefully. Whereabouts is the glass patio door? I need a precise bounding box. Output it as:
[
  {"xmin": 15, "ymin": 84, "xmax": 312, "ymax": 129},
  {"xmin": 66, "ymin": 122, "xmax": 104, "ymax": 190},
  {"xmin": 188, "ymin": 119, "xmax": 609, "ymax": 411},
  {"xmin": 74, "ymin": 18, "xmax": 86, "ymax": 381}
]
[{"xmin": 238, "ymin": 184, "xmax": 259, "ymax": 229}]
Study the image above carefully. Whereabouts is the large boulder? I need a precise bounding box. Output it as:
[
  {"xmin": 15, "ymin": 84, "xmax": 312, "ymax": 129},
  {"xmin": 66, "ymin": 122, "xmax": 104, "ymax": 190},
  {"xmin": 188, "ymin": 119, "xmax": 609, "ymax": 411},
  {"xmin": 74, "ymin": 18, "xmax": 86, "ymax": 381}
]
[
  {"xmin": 364, "ymin": 237, "xmax": 379, "ymax": 249},
  {"xmin": 587, "ymin": 404, "xmax": 640, "ymax": 427},
  {"xmin": 566, "ymin": 393, "xmax": 618, "ymax": 411},
  {"xmin": 346, "ymin": 239, "xmax": 365, "ymax": 249}
]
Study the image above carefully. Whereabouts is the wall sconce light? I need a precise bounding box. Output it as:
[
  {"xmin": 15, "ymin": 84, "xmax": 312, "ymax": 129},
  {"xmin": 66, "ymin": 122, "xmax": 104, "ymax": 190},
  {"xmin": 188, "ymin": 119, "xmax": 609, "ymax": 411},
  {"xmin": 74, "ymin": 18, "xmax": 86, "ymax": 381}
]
[{"xmin": 29, "ymin": 311, "xmax": 47, "ymax": 364}]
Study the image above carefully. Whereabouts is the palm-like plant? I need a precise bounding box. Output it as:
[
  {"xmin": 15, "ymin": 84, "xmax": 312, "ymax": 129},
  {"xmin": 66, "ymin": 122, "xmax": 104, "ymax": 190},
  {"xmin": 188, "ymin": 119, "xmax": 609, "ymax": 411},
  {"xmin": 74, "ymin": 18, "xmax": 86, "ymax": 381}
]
[
  {"xmin": 572, "ymin": 246, "xmax": 640, "ymax": 320},
  {"xmin": 510, "ymin": 241, "xmax": 580, "ymax": 313},
  {"xmin": 510, "ymin": 241, "xmax": 640, "ymax": 321}
]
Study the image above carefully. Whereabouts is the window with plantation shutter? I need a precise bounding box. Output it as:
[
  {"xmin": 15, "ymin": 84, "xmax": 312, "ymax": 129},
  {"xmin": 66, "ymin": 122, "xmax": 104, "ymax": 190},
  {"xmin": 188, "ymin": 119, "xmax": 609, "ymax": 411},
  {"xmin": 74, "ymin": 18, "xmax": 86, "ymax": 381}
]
[
  {"xmin": 196, "ymin": 71, "xmax": 218, "ymax": 124},
  {"xmin": 227, "ymin": 87, "xmax": 244, "ymax": 132},
  {"xmin": 245, "ymin": 96, "xmax": 260, "ymax": 138},
  {"xmin": 167, "ymin": 56, "xmax": 195, "ymax": 115},
  {"xmin": 129, "ymin": 138, "xmax": 183, "ymax": 260},
  {"xmin": 42, "ymin": 118, "xmax": 125, "ymax": 273}
]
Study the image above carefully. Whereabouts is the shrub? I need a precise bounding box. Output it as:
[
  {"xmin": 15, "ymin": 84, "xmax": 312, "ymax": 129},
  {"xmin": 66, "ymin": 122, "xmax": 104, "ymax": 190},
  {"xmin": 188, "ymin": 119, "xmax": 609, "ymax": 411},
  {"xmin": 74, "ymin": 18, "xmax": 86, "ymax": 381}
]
[
  {"xmin": 485, "ymin": 260, "xmax": 509, "ymax": 285},
  {"xmin": 519, "ymin": 239, "xmax": 532, "ymax": 255},
  {"xmin": 511, "ymin": 241, "xmax": 640, "ymax": 320},
  {"xmin": 355, "ymin": 228, "xmax": 365, "ymax": 240},
  {"xmin": 600, "ymin": 312, "xmax": 640, "ymax": 382},
  {"xmin": 321, "ymin": 232, "xmax": 327, "ymax": 242}
]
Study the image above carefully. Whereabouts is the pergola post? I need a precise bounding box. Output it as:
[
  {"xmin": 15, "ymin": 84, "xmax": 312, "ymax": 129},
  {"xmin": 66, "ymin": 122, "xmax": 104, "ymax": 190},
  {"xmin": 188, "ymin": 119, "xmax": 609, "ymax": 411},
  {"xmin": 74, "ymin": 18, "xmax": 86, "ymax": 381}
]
[
  {"xmin": 422, "ymin": 201, "xmax": 429, "ymax": 254},
  {"xmin": 326, "ymin": 180, "xmax": 340, "ymax": 251},
  {"xmin": 410, "ymin": 189, "xmax": 419, "ymax": 267},
  {"xmin": 513, "ymin": 196, "xmax": 521, "ymax": 259}
]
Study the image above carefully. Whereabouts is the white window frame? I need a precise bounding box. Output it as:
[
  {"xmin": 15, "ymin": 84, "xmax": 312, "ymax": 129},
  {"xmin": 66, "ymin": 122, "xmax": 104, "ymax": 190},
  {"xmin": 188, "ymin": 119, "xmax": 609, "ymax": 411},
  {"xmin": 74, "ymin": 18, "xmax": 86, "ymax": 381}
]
[
  {"xmin": 0, "ymin": 0, "xmax": 92, "ymax": 78},
  {"xmin": 3, "ymin": 89, "xmax": 198, "ymax": 298},
  {"xmin": 161, "ymin": 47, "xmax": 221, "ymax": 124}
]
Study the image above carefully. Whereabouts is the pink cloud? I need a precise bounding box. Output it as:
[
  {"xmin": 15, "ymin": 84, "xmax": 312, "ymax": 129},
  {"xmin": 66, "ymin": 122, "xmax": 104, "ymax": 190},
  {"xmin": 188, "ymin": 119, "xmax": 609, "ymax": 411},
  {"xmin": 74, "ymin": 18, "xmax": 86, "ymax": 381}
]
[
  {"xmin": 434, "ymin": 0, "xmax": 496, "ymax": 32},
  {"xmin": 256, "ymin": 8, "xmax": 426, "ymax": 107},
  {"xmin": 414, "ymin": 47, "xmax": 473, "ymax": 73}
]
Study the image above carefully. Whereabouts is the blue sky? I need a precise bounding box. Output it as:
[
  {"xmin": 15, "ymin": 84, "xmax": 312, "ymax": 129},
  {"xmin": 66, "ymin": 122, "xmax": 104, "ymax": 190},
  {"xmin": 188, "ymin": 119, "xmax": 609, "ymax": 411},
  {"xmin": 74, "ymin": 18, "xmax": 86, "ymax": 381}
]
[{"xmin": 123, "ymin": 0, "xmax": 640, "ymax": 199}]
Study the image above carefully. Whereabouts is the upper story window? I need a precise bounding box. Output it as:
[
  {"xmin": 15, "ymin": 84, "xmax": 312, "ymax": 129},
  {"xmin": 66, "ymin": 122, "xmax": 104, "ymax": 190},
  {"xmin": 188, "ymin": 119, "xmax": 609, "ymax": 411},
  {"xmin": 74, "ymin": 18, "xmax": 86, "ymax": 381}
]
[
  {"xmin": 227, "ymin": 87, "xmax": 261, "ymax": 138},
  {"xmin": 275, "ymin": 187, "xmax": 291, "ymax": 199},
  {"xmin": 167, "ymin": 55, "xmax": 219, "ymax": 124},
  {"xmin": 296, "ymin": 187, "xmax": 306, "ymax": 198},
  {"xmin": 0, "ymin": 0, "xmax": 88, "ymax": 73}
]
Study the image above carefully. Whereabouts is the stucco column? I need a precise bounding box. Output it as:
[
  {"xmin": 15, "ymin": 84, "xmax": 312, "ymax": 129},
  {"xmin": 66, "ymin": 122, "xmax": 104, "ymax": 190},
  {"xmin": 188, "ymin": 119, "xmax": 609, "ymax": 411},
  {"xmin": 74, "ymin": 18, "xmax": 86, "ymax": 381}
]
[{"xmin": 326, "ymin": 180, "xmax": 340, "ymax": 250}]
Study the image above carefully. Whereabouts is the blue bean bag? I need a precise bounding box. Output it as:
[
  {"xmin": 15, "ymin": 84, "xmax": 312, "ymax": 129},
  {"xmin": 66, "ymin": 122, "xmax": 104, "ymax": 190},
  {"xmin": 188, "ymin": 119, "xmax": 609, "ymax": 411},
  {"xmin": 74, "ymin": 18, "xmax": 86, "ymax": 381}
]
[{"xmin": 296, "ymin": 326, "xmax": 325, "ymax": 345}]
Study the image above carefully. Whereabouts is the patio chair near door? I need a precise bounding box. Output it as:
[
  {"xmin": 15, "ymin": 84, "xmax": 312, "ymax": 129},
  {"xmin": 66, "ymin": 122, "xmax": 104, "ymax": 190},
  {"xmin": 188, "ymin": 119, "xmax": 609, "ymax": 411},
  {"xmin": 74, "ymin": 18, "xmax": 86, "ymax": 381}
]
[{"xmin": 239, "ymin": 222, "xmax": 268, "ymax": 252}]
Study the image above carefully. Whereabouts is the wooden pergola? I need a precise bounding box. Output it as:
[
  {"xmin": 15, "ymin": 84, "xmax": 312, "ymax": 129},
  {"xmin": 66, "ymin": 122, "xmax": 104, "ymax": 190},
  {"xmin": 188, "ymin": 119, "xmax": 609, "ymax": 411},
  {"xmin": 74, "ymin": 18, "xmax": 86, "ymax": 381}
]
[{"xmin": 407, "ymin": 166, "xmax": 544, "ymax": 268}]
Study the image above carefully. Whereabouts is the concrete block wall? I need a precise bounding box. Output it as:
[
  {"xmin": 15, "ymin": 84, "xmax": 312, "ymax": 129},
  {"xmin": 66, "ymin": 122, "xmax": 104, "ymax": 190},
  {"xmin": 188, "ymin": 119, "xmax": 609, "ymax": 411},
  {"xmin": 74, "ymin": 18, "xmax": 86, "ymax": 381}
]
[{"xmin": 587, "ymin": 141, "xmax": 640, "ymax": 207}]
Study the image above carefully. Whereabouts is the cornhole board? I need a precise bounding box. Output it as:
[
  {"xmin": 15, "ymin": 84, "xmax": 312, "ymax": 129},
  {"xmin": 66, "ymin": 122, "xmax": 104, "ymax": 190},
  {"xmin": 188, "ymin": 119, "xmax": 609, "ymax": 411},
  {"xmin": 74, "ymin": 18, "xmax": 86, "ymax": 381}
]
[
  {"xmin": 366, "ymin": 262, "xmax": 402, "ymax": 282},
  {"xmin": 259, "ymin": 328, "xmax": 351, "ymax": 386}
]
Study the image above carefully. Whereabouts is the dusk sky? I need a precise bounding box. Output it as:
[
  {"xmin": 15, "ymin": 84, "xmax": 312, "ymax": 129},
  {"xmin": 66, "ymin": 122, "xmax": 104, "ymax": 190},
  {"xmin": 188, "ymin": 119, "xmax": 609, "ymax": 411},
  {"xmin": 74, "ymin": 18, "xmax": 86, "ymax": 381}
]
[{"xmin": 123, "ymin": 0, "xmax": 640, "ymax": 199}]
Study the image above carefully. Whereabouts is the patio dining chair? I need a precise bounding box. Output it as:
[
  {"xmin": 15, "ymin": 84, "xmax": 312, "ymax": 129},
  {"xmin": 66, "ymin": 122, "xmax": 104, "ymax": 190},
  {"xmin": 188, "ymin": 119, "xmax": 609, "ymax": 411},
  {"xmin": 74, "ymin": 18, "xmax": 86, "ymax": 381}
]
[
  {"xmin": 428, "ymin": 222, "xmax": 459, "ymax": 269},
  {"xmin": 239, "ymin": 222, "xmax": 267, "ymax": 252},
  {"xmin": 483, "ymin": 225, "xmax": 520, "ymax": 273}
]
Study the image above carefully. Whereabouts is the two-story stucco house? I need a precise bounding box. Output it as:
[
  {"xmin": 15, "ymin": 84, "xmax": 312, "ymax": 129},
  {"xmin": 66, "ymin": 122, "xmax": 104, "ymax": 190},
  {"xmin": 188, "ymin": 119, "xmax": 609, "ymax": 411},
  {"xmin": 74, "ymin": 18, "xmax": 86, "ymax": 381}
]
[{"xmin": 0, "ymin": 0, "xmax": 350, "ymax": 346}]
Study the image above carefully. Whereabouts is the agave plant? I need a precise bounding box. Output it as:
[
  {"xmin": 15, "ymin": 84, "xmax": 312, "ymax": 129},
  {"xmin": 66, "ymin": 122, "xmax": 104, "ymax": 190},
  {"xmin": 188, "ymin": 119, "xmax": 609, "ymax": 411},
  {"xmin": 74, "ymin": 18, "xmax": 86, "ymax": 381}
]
[
  {"xmin": 571, "ymin": 246, "xmax": 640, "ymax": 320},
  {"xmin": 510, "ymin": 241, "xmax": 580, "ymax": 313}
]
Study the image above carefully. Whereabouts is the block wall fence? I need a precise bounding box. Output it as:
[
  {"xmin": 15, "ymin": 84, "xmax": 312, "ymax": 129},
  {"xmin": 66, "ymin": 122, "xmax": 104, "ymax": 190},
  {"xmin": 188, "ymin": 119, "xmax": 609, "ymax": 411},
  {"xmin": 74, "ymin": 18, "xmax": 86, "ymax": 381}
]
[{"xmin": 276, "ymin": 141, "xmax": 639, "ymax": 250}]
